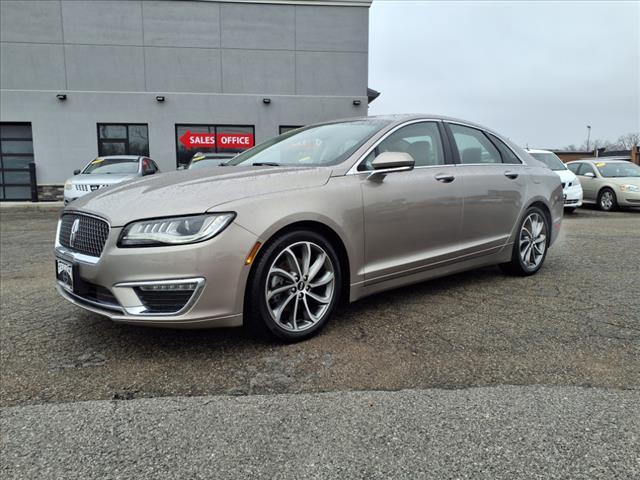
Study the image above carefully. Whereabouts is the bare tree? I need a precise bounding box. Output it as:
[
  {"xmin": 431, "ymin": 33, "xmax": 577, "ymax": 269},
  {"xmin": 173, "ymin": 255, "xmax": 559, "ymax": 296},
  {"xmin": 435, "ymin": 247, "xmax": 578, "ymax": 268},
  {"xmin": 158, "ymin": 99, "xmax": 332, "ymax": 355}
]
[{"xmin": 617, "ymin": 132, "xmax": 640, "ymax": 149}]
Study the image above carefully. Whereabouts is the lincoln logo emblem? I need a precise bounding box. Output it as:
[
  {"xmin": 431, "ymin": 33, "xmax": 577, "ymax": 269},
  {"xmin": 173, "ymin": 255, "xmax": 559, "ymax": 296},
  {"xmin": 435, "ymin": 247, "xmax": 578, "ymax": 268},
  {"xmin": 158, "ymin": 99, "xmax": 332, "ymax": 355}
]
[{"xmin": 69, "ymin": 219, "xmax": 80, "ymax": 248}]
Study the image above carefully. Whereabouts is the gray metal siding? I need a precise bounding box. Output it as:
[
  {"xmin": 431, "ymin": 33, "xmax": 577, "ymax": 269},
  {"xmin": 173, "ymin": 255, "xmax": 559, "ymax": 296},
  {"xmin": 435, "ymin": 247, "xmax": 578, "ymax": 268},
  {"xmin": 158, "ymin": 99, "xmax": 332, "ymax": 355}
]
[{"xmin": 0, "ymin": 0, "xmax": 369, "ymax": 184}]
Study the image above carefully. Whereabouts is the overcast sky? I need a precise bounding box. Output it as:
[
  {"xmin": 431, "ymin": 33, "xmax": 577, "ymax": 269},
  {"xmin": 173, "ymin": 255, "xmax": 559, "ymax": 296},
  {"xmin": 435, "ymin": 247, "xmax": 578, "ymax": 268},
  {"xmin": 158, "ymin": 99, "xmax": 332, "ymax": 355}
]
[{"xmin": 368, "ymin": 0, "xmax": 639, "ymax": 149}]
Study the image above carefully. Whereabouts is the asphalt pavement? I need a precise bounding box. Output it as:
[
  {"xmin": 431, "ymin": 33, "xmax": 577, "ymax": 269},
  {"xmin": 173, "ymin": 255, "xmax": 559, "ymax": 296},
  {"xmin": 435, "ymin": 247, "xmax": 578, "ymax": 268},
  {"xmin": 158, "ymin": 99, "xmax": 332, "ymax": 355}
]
[
  {"xmin": 1, "ymin": 205, "xmax": 639, "ymax": 479},
  {"xmin": 2, "ymin": 386, "xmax": 638, "ymax": 480}
]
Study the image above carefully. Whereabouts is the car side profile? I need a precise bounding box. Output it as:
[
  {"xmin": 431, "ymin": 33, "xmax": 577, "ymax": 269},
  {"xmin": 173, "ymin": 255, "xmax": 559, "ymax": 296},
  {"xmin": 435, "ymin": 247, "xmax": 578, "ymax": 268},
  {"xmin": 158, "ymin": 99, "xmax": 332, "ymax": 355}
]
[
  {"xmin": 566, "ymin": 158, "xmax": 640, "ymax": 211},
  {"xmin": 64, "ymin": 156, "xmax": 160, "ymax": 205},
  {"xmin": 54, "ymin": 115, "xmax": 563, "ymax": 342}
]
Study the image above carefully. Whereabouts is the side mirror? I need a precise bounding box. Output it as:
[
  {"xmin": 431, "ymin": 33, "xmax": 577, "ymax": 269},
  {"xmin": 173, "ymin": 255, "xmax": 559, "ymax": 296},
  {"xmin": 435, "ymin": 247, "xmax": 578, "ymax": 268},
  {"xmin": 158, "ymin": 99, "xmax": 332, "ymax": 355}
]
[
  {"xmin": 73, "ymin": 169, "xmax": 81, "ymax": 175},
  {"xmin": 368, "ymin": 152, "xmax": 414, "ymax": 179},
  {"xmin": 583, "ymin": 172, "xmax": 595, "ymax": 178}
]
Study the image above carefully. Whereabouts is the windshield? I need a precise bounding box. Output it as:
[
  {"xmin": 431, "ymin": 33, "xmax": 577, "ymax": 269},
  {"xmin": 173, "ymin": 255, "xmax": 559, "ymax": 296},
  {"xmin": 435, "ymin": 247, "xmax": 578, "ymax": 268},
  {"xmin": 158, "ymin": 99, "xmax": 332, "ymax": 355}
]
[
  {"xmin": 82, "ymin": 157, "xmax": 139, "ymax": 174},
  {"xmin": 530, "ymin": 152, "xmax": 566, "ymax": 171},
  {"xmin": 226, "ymin": 120, "xmax": 391, "ymax": 167},
  {"xmin": 595, "ymin": 162, "xmax": 640, "ymax": 178},
  {"xmin": 188, "ymin": 159, "xmax": 225, "ymax": 170}
]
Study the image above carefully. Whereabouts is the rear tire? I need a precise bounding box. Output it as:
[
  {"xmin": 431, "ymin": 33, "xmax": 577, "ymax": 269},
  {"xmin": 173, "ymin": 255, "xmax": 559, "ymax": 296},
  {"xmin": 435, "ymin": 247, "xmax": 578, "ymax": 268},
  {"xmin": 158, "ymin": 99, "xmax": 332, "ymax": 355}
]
[
  {"xmin": 598, "ymin": 188, "xmax": 617, "ymax": 211},
  {"xmin": 245, "ymin": 230, "xmax": 341, "ymax": 342},
  {"xmin": 500, "ymin": 206, "xmax": 550, "ymax": 276}
]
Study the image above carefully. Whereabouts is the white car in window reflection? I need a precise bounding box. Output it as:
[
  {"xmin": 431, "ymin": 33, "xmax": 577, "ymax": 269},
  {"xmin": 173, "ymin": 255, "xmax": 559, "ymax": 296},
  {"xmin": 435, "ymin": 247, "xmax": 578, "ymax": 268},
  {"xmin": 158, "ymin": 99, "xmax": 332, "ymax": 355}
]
[{"xmin": 64, "ymin": 156, "xmax": 160, "ymax": 205}]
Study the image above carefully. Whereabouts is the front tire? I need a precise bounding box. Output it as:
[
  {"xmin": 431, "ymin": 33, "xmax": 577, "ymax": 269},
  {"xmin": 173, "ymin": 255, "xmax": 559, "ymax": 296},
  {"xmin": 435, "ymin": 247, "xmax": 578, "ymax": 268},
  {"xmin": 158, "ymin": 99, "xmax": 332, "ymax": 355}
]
[
  {"xmin": 246, "ymin": 230, "xmax": 341, "ymax": 342},
  {"xmin": 598, "ymin": 188, "xmax": 617, "ymax": 211},
  {"xmin": 500, "ymin": 207, "xmax": 549, "ymax": 276}
]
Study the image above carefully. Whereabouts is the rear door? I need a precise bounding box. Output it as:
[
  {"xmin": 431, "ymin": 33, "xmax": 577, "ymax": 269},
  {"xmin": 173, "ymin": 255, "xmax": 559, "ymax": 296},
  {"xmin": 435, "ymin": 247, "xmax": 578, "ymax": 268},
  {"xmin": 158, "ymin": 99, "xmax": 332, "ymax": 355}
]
[{"xmin": 445, "ymin": 123, "xmax": 527, "ymax": 255}]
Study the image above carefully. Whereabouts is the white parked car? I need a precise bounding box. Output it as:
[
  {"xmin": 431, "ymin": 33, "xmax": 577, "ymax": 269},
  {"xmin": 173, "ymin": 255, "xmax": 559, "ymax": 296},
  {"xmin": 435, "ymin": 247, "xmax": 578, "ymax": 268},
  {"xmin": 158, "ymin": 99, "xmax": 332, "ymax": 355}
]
[
  {"xmin": 64, "ymin": 156, "xmax": 160, "ymax": 205},
  {"xmin": 527, "ymin": 149, "xmax": 583, "ymax": 212}
]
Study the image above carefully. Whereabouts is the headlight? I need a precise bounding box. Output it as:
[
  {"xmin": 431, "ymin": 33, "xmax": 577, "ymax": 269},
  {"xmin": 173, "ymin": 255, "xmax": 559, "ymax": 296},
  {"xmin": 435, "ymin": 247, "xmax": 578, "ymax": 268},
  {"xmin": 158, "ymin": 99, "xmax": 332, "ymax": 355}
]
[
  {"xmin": 118, "ymin": 213, "xmax": 235, "ymax": 247},
  {"xmin": 620, "ymin": 184, "xmax": 639, "ymax": 193},
  {"xmin": 64, "ymin": 180, "xmax": 72, "ymax": 190}
]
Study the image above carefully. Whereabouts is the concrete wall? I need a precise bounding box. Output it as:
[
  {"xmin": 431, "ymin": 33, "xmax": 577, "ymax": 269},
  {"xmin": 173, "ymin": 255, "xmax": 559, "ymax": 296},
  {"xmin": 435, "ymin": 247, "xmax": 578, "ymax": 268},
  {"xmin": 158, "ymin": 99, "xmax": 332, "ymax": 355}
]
[{"xmin": 0, "ymin": 0, "xmax": 370, "ymax": 185}]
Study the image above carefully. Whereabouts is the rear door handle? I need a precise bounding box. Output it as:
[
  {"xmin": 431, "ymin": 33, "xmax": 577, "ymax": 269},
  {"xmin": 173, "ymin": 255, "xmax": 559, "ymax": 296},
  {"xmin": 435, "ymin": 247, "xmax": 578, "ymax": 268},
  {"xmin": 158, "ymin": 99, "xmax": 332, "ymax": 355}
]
[
  {"xmin": 504, "ymin": 171, "xmax": 519, "ymax": 179},
  {"xmin": 435, "ymin": 173, "xmax": 455, "ymax": 183}
]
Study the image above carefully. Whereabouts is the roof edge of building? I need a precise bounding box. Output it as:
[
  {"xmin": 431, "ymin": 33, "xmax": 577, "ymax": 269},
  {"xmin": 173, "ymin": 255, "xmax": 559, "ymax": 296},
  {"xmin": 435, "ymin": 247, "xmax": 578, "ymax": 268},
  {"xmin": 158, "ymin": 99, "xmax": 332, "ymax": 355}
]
[{"xmin": 189, "ymin": 0, "xmax": 372, "ymax": 7}]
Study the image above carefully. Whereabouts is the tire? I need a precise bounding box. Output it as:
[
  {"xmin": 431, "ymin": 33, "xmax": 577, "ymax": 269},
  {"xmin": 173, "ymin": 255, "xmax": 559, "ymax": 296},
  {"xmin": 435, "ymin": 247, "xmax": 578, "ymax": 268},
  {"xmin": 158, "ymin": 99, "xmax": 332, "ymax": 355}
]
[
  {"xmin": 564, "ymin": 207, "xmax": 576, "ymax": 214},
  {"xmin": 245, "ymin": 230, "xmax": 341, "ymax": 342},
  {"xmin": 500, "ymin": 206, "xmax": 550, "ymax": 276},
  {"xmin": 597, "ymin": 188, "xmax": 617, "ymax": 211}
]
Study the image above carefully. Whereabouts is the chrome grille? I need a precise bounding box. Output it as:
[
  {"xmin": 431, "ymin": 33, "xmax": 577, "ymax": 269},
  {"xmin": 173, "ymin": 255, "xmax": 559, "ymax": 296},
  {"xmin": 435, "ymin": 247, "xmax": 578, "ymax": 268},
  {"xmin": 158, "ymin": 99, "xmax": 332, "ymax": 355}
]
[{"xmin": 59, "ymin": 213, "xmax": 110, "ymax": 257}]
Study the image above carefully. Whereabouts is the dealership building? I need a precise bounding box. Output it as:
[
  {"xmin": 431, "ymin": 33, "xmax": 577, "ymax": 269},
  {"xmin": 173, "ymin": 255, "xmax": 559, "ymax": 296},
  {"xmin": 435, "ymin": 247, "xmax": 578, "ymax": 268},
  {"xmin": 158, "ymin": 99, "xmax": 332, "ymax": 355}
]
[{"xmin": 0, "ymin": 0, "xmax": 374, "ymax": 201}]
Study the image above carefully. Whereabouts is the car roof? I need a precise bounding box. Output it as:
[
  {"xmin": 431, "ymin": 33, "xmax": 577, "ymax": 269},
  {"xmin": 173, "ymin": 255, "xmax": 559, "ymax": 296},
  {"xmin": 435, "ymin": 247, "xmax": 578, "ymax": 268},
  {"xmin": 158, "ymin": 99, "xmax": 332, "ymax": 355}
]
[
  {"xmin": 567, "ymin": 158, "xmax": 631, "ymax": 164},
  {"xmin": 98, "ymin": 155, "xmax": 143, "ymax": 160},
  {"xmin": 526, "ymin": 149, "xmax": 554, "ymax": 154}
]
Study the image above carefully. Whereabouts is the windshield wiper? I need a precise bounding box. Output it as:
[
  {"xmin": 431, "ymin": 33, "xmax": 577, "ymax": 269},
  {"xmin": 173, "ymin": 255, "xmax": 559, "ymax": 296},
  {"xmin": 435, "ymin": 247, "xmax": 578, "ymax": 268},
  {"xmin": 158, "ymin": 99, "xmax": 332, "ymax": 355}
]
[{"xmin": 252, "ymin": 162, "xmax": 280, "ymax": 167}]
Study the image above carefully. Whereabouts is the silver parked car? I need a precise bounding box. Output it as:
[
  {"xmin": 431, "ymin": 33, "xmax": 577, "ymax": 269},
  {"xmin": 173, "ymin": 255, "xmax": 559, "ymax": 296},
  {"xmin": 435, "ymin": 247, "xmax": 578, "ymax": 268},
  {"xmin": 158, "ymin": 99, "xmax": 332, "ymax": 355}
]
[
  {"xmin": 566, "ymin": 158, "xmax": 640, "ymax": 211},
  {"xmin": 55, "ymin": 115, "xmax": 563, "ymax": 341},
  {"xmin": 64, "ymin": 156, "xmax": 160, "ymax": 205}
]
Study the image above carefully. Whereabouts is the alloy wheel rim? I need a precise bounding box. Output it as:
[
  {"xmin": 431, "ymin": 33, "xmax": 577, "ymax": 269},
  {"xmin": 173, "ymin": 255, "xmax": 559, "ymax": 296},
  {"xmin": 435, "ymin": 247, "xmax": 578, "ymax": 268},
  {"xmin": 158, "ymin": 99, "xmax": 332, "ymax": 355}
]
[
  {"xmin": 601, "ymin": 191, "xmax": 613, "ymax": 210},
  {"xmin": 519, "ymin": 212, "xmax": 547, "ymax": 269},
  {"xmin": 265, "ymin": 241, "xmax": 335, "ymax": 332}
]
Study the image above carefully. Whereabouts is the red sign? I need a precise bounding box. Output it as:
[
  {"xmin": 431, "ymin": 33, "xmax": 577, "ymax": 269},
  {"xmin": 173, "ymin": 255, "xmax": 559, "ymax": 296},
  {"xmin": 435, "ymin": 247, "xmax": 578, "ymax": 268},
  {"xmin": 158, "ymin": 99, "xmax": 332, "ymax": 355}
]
[
  {"xmin": 179, "ymin": 131, "xmax": 216, "ymax": 149},
  {"xmin": 217, "ymin": 133, "xmax": 254, "ymax": 149},
  {"xmin": 179, "ymin": 130, "xmax": 254, "ymax": 150}
]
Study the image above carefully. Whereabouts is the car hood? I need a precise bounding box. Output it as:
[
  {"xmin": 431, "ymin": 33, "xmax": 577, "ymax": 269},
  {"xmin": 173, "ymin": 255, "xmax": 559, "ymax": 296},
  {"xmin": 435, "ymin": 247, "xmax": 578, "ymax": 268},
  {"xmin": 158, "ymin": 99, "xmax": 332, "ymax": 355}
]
[
  {"xmin": 554, "ymin": 169, "xmax": 577, "ymax": 184},
  {"xmin": 69, "ymin": 166, "xmax": 332, "ymax": 226},
  {"xmin": 71, "ymin": 173, "xmax": 136, "ymax": 185}
]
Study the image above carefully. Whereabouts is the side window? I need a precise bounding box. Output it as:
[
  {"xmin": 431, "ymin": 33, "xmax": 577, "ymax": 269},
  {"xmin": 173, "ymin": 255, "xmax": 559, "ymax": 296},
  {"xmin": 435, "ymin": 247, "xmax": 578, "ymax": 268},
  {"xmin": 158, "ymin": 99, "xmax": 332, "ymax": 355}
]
[
  {"xmin": 577, "ymin": 163, "xmax": 595, "ymax": 176},
  {"xmin": 449, "ymin": 124, "xmax": 502, "ymax": 164},
  {"xmin": 150, "ymin": 160, "xmax": 159, "ymax": 172},
  {"xmin": 358, "ymin": 122, "xmax": 446, "ymax": 171},
  {"xmin": 567, "ymin": 163, "xmax": 580, "ymax": 174},
  {"xmin": 488, "ymin": 133, "xmax": 521, "ymax": 164}
]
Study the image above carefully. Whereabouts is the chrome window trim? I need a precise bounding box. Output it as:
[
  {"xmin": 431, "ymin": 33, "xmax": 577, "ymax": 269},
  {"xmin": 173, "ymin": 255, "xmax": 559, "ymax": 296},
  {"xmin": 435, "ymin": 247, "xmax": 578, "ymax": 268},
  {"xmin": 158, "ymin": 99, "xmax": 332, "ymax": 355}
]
[
  {"xmin": 113, "ymin": 277, "xmax": 206, "ymax": 317},
  {"xmin": 447, "ymin": 120, "xmax": 525, "ymax": 165},
  {"xmin": 346, "ymin": 118, "xmax": 451, "ymax": 175}
]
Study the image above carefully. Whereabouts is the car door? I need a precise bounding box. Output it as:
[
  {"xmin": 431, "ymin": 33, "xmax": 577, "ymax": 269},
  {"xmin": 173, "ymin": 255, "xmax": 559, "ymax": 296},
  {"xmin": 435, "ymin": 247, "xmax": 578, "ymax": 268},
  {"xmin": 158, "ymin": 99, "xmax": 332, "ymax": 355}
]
[
  {"xmin": 445, "ymin": 122, "xmax": 527, "ymax": 255},
  {"xmin": 359, "ymin": 121, "xmax": 464, "ymax": 282},
  {"xmin": 575, "ymin": 163, "xmax": 598, "ymax": 202}
]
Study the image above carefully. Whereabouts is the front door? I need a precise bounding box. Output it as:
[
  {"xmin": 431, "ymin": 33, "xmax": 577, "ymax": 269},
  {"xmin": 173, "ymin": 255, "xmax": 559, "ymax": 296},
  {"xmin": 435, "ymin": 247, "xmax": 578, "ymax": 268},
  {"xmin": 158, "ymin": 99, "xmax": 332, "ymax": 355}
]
[{"xmin": 360, "ymin": 121, "xmax": 464, "ymax": 282}]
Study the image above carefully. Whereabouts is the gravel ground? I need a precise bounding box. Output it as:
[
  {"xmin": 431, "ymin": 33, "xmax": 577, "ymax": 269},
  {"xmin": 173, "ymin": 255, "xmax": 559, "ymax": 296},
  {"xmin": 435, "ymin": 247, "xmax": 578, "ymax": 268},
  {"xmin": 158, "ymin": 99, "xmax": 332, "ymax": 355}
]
[
  {"xmin": 1, "ymin": 207, "xmax": 639, "ymax": 407},
  {"xmin": 2, "ymin": 385, "xmax": 638, "ymax": 480}
]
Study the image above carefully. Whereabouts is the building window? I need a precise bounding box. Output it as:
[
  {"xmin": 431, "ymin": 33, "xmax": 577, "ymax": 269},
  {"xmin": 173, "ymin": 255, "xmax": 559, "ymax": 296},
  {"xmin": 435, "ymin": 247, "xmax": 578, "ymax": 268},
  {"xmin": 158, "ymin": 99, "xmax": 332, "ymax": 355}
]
[
  {"xmin": 1, "ymin": 123, "xmax": 34, "ymax": 201},
  {"xmin": 175, "ymin": 124, "xmax": 255, "ymax": 168},
  {"xmin": 97, "ymin": 124, "xmax": 149, "ymax": 157},
  {"xmin": 279, "ymin": 126, "xmax": 303, "ymax": 135}
]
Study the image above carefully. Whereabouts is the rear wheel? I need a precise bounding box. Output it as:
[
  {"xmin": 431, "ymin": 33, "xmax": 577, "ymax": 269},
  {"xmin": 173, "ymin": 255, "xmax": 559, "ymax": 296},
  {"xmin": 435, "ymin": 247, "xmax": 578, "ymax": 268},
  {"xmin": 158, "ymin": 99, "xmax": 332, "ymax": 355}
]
[
  {"xmin": 598, "ymin": 188, "xmax": 617, "ymax": 211},
  {"xmin": 246, "ymin": 230, "xmax": 341, "ymax": 342},
  {"xmin": 500, "ymin": 207, "xmax": 549, "ymax": 276}
]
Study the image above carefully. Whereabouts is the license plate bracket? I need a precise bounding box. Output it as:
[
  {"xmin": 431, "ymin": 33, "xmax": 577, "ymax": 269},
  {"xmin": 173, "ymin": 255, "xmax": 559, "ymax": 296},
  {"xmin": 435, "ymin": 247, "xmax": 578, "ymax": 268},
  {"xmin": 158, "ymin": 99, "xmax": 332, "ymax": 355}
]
[{"xmin": 56, "ymin": 258, "xmax": 75, "ymax": 293}]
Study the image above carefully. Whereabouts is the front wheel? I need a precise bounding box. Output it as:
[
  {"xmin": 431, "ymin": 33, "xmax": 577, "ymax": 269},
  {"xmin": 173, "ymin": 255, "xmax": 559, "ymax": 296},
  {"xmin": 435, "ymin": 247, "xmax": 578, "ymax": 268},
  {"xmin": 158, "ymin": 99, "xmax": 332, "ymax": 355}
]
[
  {"xmin": 598, "ymin": 188, "xmax": 617, "ymax": 211},
  {"xmin": 246, "ymin": 230, "xmax": 341, "ymax": 342},
  {"xmin": 500, "ymin": 207, "xmax": 549, "ymax": 276}
]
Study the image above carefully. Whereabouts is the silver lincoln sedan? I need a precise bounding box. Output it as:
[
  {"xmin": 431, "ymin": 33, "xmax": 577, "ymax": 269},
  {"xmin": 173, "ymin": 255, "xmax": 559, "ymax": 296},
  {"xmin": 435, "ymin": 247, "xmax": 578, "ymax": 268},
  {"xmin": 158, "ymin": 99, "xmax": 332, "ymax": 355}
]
[{"xmin": 55, "ymin": 115, "xmax": 563, "ymax": 341}]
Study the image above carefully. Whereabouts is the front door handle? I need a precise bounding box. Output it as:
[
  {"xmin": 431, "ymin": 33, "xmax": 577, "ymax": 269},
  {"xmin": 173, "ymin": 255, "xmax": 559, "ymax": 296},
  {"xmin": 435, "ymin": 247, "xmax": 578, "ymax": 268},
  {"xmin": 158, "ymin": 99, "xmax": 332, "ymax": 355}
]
[
  {"xmin": 435, "ymin": 173, "xmax": 455, "ymax": 183},
  {"xmin": 504, "ymin": 171, "xmax": 519, "ymax": 179}
]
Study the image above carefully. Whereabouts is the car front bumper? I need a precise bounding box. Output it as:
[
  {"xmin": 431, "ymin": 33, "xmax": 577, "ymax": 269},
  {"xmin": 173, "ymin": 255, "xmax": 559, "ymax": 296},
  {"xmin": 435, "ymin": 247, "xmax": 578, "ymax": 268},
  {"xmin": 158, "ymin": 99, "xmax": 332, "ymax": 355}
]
[
  {"xmin": 563, "ymin": 184, "xmax": 583, "ymax": 208},
  {"xmin": 54, "ymin": 221, "xmax": 258, "ymax": 328},
  {"xmin": 617, "ymin": 189, "xmax": 640, "ymax": 207}
]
